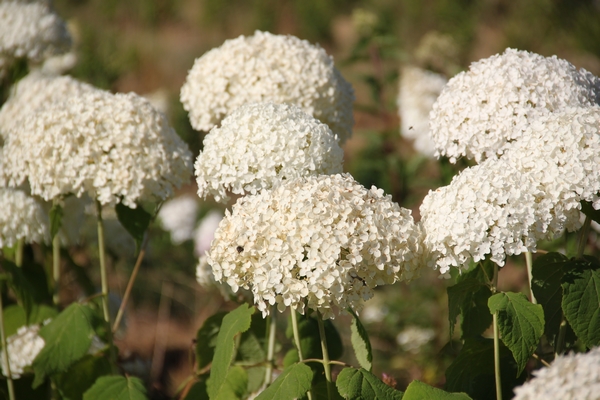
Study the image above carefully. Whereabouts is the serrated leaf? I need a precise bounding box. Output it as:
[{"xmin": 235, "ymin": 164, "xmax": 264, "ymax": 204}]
[
  {"xmin": 50, "ymin": 203, "xmax": 63, "ymax": 240},
  {"xmin": 255, "ymin": 363, "xmax": 313, "ymax": 400},
  {"xmin": 196, "ymin": 312, "xmax": 227, "ymax": 372},
  {"xmin": 207, "ymin": 304, "xmax": 255, "ymax": 400},
  {"xmin": 445, "ymin": 337, "xmax": 525, "ymax": 400},
  {"xmin": 310, "ymin": 380, "xmax": 344, "ymax": 400},
  {"xmin": 350, "ymin": 309, "xmax": 372, "ymax": 371},
  {"xmin": 488, "ymin": 292, "xmax": 544, "ymax": 375},
  {"xmin": 403, "ymin": 380, "xmax": 472, "ymax": 399},
  {"xmin": 237, "ymin": 313, "xmax": 267, "ymax": 364},
  {"xmin": 115, "ymin": 202, "xmax": 152, "ymax": 250},
  {"xmin": 214, "ymin": 365, "xmax": 247, "ymax": 400},
  {"xmin": 562, "ymin": 268, "xmax": 600, "ymax": 347},
  {"xmin": 336, "ymin": 368, "xmax": 404, "ymax": 400},
  {"xmin": 2, "ymin": 304, "xmax": 57, "ymax": 338},
  {"xmin": 447, "ymin": 278, "xmax": 492, "ymax": 338},
  {"xmin": 32, "ymin": 303, "xmax": 97, "ymax": 387},
  {"xmin": 2, "ymin": 259, "xmax": 36, "ymax": 319},
  {"xmin": 83, "ymin": 375, "xmax": 148, "ymax": 400},
  {"xmin": 56, "ymin": 355, "xmax": 112, "ymax": 400}
]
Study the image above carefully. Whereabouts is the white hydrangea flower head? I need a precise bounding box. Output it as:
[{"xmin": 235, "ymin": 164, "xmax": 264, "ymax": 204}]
[
  {"xmin": 420, "ymin": 157, "xmax": 574, "ymax": 273},
  {"xmin": 158, "ymin": 194, "xmax": 199, "ymax": 244},
  {"xmin": 0, "ymin": 71, "xmax": 99, "ymax": 138},
  {"xmin": 0, "ymin": 188, "xmax": 49, "ymax": 248},
  {"xmin": 396, "ymin": 326, "xmax": 435, "ymax": 353},
  {"xmin": 180, "ymin": 31, "xmax": 355, "ymax": 143},
  {"xmin": 2, "ymin": 90, "xmax": 193, "ymax": 208},
  {"xmin": 397, "ymin": 66, "xmax": 447, "ymax": 156},
  {"xmin": 195, "ymin": 102, "xmax": 344, "ymax": 203},
  {"xmin": 194, "ymin": 209, "xmax": 223, "ymax": 257},
  {"xmin": 501, "ymin": 106, "xmax": 600, "ymax": 214},
  {"xmin": 207, "ymin": 173, "xmax": 425, "ymax": 319},
  {"xmin": 513, "ymin": 347, "xmax": 600, "ymax": 400},
  {"xmin": 0, "ymin": 324, "xmax": 45, "ymax": 379},
  {"xmin": 0, "ymin": 1, "xmax": 71, "ymax": 79},
  {"xmin": 430, "ymin": 48, "xmax": 600, "ymax": 163}
]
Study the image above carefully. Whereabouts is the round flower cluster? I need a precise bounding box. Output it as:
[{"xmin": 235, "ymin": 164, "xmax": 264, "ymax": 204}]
[
  {"xmin": 513, "ymin": 347, "xmax": 600, "ymax": 400},
  {"xmin": 2, "ymin": 90, "xmax": 193, "ymax": 208},
  {"xmin": 0, "ymin": 324, "xmax": 45, "ymax": 379},
  {"xmin": 0, "ymin": 71, "xmax": 99, "ymax": 138},
  {"xmin": 180, "ymin": 31, "xmax": 354, "ymax": 143},
  {"xmin": 195, "ymin": 103, "xmax": 344, "ymax": 203},
  {"xmin": 157, "ymin": 194, "xmax": 199, "ymax": 244},
  {"xmin": 397, "ymin": 66, "xmax": 447, "ymax": 156},
  {"xmin": 419, "ymin": 157, "xmax": 573, "ymax": 272},
  {"xmin": 0, "ymin": 1, "xmax": 71, "ymax": 78},
  {"xmin": 429, "ymin": 48, "xmax": 600, "ymax": 163},
  {"xmin": 0, "ymin": 188, "xmax": 49, "ymax": 248},
  {"xmin": 207, "ymin": 173, "xmax": 425, "ymax": 319}
]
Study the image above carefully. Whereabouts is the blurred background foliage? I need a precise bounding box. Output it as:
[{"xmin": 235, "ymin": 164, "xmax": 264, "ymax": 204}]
[{"xmin": 47, "ymin": 0, "xmax": 600, "ymax": 396}]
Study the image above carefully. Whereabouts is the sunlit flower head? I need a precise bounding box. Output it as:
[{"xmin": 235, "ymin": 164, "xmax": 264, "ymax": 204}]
[
  {"xmin": 194, "ymin": 209, "xmax": 223, "ymax": 257},
  {"xmin": 0, "ymin": 188, "xmax": 49, "ymax": 248},
  {"xmin": 207, "ymin": 173, "xmax": 425, "ymax": 319},
  {"xmin": 2, "ymin": 90, "xmax": 193, "ymax": 208},
  {"xmin": 429, "ymin": 48, "xmax": 600, "ymax": 163},
  {"xmin": 513, "ymin": 347, "xmax": 600, "ymax": 400},
  {"xmin": 397, "ymin": 66, "xmax": 447, "ymax": 156},
  {"xmin": 0, "ymin": 1, "xmax": 71, "ymax": 79},
  {"xmin": 157, "ymin": 194, "xmax": 199, "ymax": 245},
  {"xmin": 180, "ymin": 31, "xmax": 354, "ymax": 143},
  {"xmin": 194, "ymin": 102, "xmax": 344, "ymax": 203}
]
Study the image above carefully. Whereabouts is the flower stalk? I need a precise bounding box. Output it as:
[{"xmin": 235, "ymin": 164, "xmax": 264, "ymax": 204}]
[
  {"xmin": 317, "ymin": 312, "xmax": 333, "ymax": 399},
  {"xmin": 96, "ymin": 201, "xmax": 116, "ymax": 364},
  {"xmin": 0, "ymin": 284, "xmax": 16, "ymax": 400},
  {"xmin": 264, "ymin": 307, "xmax": 277, "ymax": 386},
  {"xmin": 492, "ymin": 263, "xmax": 502, "ymax": 400}
]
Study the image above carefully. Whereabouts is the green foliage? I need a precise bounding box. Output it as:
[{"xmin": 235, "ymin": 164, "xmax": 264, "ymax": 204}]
[
  {"xmin": 349, "ymin": 309, "xmax": 372, "ymax": 371},
  {"xmin": 195, "ymin": 311, "xmax": 227, "ymax": 372},
  {"xmin": 2, "ymin": 259, "xmax": 37, "ymax": 319},
  {"xmin": 488, "ymin": 292, "xmax": 544, "ymax": 375},
  {"xmin": 284, "ymin": 313, "xmax": 343, "ymax": 366},
  {"xmin": 215, "ymin": 366, "xmax": 248, "ymax": 400},
  {"xmin": 445, "ymin": 337, "xmax": 525, "ymax": 400},
  {"xmin": 403, "ymin": 380, "xmax": 472, "ymax": 400},
  {"xmin": 83, "ymin": 375, "xmax": 148, "ymax": 400},
  {"xmin": 562, "ymin": 266, "xmax": 600, "ymax": 348},
  {"xmin": 336, "ymin": 367, "xmax": 404, "ymax": 400},
  {"xmin": 207, "ymin": 304, "xmax": 255, "ymax": 400},
  {"xmin": 255, "ymin": 363, "xmax": 313, "ymax": 400},
  {"xmin": 56, "ymin": 355, "xmax": 112, "ymax": 400},
  {"xmin": 580, "ymin": 201, "xmax": 600, "ymax": 223},
  {"xmin": 2, "ymin": 304, "xmax": 57, "ymax": 338},
  {"xmin": 183, "ymin": 380, "xmax": 209, "ymax": 400},
  {"xmin": 32, "ymin": 303, "xmax": 98, "ymax": 387},
  {"xmin": 115, "ymin": 202, "xmax": 152, "ymax": 251}
]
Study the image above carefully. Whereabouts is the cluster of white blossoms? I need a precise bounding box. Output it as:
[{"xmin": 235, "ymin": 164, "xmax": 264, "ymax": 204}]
[
  {"xmin": 180, "ymin": 31, "xmax": 354, "ymax": 143},
  {"xmin": 513, "ymin": 347, "xmax": 600, "ymax": 400},
  {"xmin": 194, "ymin": 209, "xmax": 222, "ymax": 257},
  {"xmin": 419, "ymin": 158, "xmax": 573, "ymax": 272},
  {"xmin": 396, "ymin": 326, "xmax": 435, "ymax": 353},
  {"xmin": 207, "ymin": 173, "xmax": 425, "ymax": 319},
  {"xmin": 195, "ymin": 103, "xmax": 344, "ymax": 203},
  {"xmin": 0, "ymin": 324, "xmax": 45, "ymax": 379},
  {"xmin": 397, "ymin": 66, "xmax": 447, "ymax": 156},
  {"xmin": 2, "ymin": 90, "xmax": 193, "ymax": 208},
  {"xmin": 0, "ymin": 188, "xmax": 49, "ymax": 248},
  {"xmin": 0, "ymin": 1, "xmax": 71, "ymax": 78},
  {"xmin": 0, "ymin": 71, "xmax": 99, "ymax": 137},
  {"xmin": 157, "ymin": 194, "xmax": 199, "ymax": 244},
  {"xmin": 429, "ymin": 48, "xmax": 600, "ymax": 163}
]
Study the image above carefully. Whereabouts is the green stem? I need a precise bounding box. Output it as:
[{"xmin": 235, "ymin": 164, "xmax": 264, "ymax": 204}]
[
  {"xmin": 96, "ymin": 201, "xmax": 115, "ymax": 365},
  {"xmin": 577, "ymin": 215, "xmax": 591, "ymax": 259},
  {"xmin": 555, "ymin": 315, "xmax": 568, "ymax": 357},
  {"xmin": 291, "ymin": 310, "xmax": 313, "ymax": 400},
  {"xmin": 264, "ymin": 307, "xmax": 276, "ymax": 386},
  {"xmin": 491, "ymin": 263, "xmax": 502, "ymax": 400},
  {"xmin": 0, "ymin": 285, "xmax": 16, "ymax": 400},
  {"xmin": 525, "ymin": 252, "xmax": 536, "ymax": 304},
  {"xmin": 52, "ymin": 234, "xmax": 60, "ymax": 305},
  {"xmin": 317, "ymin": 312, "xmax": 333, "ymax": 400},
  {"xmin": 15, "ymin": 238, "xmax": 23, "ymax": 268}
]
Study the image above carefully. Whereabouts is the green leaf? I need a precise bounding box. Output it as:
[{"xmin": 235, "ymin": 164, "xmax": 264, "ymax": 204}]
[
  {"xmin": 2, "ymin": 304, "xmax": 57, "ymax": 338},
  {"xmin": 207, "ymin": 304, "xmax": 255, "ymax": 400},
  {"xmin": 2, "ymin": 259, "xmax": 36, "ymax": 319},
  {"xmin": 83, "ymin": 375, "xmax": 148, "ymax": 400},
  {"xmin": 255, "ymin": 363, "xmax": 313, "ymax": 400},
  {"xmin": 349, "ymin": 309, "xmax": 372, "ymax": 371},
  {"xmin": 183, "ymin": 380, "xmax": 209, "ymax": 400},
  {"xmin": 447, "ymin": 278, "xmax": 492, "ymax": 338},
  {"xmin": 56, "ymin": 355, "xmax": 112, "ymax": 400},
  {"xmin": 115, "ymin": 202, "xmax": 152, "ymax": 250},
  {"xmin": 214, "ymin": 366, "xmax": 247, "ymax": 400},
  {"xmin": 32, "ymin": 303, "xmax": 97, "ymax": 387},
  {"xmin": 562, "ymin": 268, "xmax": 600, "ymax": 347},
  {"xmin": 403, "ymin": 380, "xmax": 472, "ymax": 399},
  {"xmin": 285, "ymin": 313, "xmax": 343, "ymax": 364},
  {"xmin": 50, "ymin": 202, "xmax": 64, "ymax": 240},
  {"xmin": 196, "ymin": 312, "xmax": 227, "ymax": 372},
  {"xmin": 581, "ymin": 201, "xmax": 600, "ymax": 224},
  {"xmin": 336, "ymin": 368, "xmax": 404, "ymax": 400},
  {"xmin": 488, "ymin": 292, "xmax": 544, "ymax": 375},
  {"xmin": 237, "ymin": 313, "xmax": 267, "ymax": 364},
  {"xmin": 445, "ymin": 337, "xmax": 525, "ymax": 400}
]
